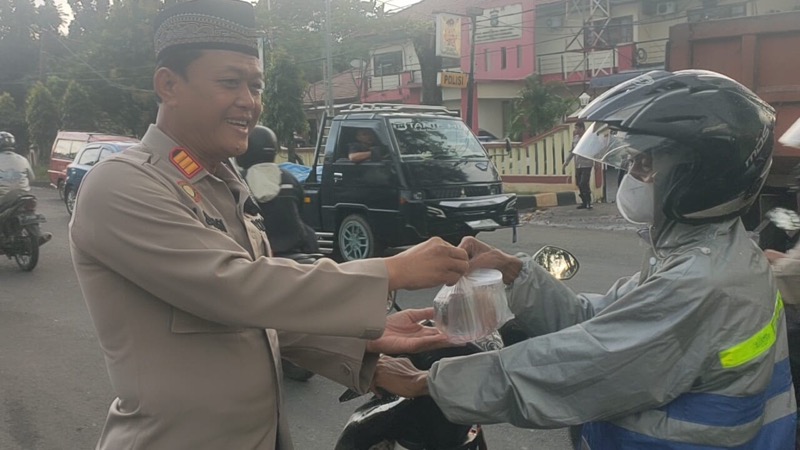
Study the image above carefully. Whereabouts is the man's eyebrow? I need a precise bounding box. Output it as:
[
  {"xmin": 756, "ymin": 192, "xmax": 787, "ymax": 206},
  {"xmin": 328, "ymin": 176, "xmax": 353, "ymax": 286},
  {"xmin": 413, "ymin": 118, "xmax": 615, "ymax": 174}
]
[{"xmin": 217, "ymin": 65, "xmax": 263, "ymax": 78}]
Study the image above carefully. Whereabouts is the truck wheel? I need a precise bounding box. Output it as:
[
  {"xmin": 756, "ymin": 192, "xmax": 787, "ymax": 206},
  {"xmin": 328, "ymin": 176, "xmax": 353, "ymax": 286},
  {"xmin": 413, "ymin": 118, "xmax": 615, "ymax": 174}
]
[{"xmin": 337, "ymin": 214, "xmax": 380, "ymax": 261}]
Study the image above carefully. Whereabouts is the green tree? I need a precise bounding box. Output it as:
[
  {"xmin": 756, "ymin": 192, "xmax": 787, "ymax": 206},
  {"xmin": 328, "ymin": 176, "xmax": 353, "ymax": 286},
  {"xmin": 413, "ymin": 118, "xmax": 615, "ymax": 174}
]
[
  {"xmin": 408, "ymin": 21, "xmax": 443, "ymax": 106},
  {"xmin": 263, "ymin": 49, "xmax": 308, "ymax": 164},
  {"xmin": 25, "ymin": 82, "xmax": 59, "ymax": 163},
  {"xmin": 256, "ymin": 0, "xmax": 384, "ymax": 84},
  {"xmin": 63, "ymin": 0, "xmax": 158, "ymax": 136},
  {"xmin": 61, "ymin": 80, "xmax": 97, "ymax": 131},
  {"xmin": 509, "ymin": 75, "xmax": 573, "ymax": 140},
  {"xmin": 0, "ymin": 0, "xmax": 40, "ymax": 104},
  {"xmin": 0, "ymin": 91, "xmax": 28, "ymax": 153}
]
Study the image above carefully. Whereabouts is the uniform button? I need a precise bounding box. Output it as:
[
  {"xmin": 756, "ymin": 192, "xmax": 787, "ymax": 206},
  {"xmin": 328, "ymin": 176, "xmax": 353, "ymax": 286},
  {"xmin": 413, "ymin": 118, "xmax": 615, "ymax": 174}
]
[
  {"xmin": 649, "ymin": 257, "xmax": 656, "ymax": 266},
  {"xmin": 340, "ymin": 363, "xmax": 352, "ymax": 377}
]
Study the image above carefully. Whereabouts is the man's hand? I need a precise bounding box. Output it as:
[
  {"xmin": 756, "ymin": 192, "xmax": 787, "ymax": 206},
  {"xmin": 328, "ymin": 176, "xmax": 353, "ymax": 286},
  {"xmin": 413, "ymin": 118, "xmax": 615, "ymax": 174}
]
[
  {"xmin": 371, "ymin": 355, "xmax": 430, "ymax": 398},
  {"xmin": 385, "ymin": 237, "xmax": 469, "ymax": 291},
  {"xmin": 765, "ymin": 249, "xmax": 787, "ymax": 264},
  {"xmin": 366, "ymin": 308, "xmax": 451, "ymax": 355},
  {"xmin": 459, "ymin": 236, "xmax": 523, "ymax": 284}
]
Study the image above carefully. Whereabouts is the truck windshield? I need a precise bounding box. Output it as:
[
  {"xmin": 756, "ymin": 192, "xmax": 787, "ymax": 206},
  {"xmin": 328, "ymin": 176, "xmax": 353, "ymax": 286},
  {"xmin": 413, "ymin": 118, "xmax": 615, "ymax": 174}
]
[{"xmin": 389, "ymin": 118, "xmax": 487, "ymax": 160}]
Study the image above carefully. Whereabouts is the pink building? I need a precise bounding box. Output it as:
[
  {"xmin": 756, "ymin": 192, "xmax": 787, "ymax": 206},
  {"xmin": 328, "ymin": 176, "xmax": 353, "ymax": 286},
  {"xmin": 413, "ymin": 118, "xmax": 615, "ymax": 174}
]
[{"xmin": 362, "ymin": 0, "xmax": 537, "ymax": 139}]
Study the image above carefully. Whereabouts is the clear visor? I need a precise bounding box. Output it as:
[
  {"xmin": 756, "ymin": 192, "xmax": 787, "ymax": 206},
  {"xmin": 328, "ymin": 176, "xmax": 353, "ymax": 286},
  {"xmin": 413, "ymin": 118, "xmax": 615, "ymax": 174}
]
[
  {"xmin": 573, "ymin": 122, "xmax": 690, "ymax": 182},
  {"xmin": 780, "ymin": 118, "xmax": 800, "ymax": 149}
]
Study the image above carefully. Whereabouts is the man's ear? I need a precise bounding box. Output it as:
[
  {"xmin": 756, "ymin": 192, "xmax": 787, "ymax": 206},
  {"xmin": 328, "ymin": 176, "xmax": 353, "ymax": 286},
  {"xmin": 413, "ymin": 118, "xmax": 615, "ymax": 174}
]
[{"xmin": 154, "ymin": 68, "xmax": 181, "ymax": 107}]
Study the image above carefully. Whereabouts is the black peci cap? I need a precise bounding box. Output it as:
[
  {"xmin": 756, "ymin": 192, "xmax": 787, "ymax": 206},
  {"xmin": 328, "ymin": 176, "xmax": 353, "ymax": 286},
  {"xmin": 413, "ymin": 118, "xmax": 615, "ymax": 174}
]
[{"xmin": 154, "ymin": 0, "xmax": 261, "ymax": 61}]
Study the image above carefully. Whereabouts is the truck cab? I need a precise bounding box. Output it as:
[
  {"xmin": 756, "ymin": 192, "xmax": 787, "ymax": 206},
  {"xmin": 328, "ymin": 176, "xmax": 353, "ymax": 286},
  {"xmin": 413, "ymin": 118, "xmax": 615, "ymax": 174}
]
[{"xmin": 302, "ymin": 104, "xmax": 518, "ymax": 261}]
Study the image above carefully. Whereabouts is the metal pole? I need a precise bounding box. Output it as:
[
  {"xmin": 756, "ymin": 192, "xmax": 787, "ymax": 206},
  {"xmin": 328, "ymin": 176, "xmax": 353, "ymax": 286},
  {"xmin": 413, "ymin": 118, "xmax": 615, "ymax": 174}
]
[
  {"xmin": 465, "ymin": 13, "xmax": 477, "ymax": 129},
  {"xmin": 324, "ymin": 0, "xmax": 335, "ymax": 116}
]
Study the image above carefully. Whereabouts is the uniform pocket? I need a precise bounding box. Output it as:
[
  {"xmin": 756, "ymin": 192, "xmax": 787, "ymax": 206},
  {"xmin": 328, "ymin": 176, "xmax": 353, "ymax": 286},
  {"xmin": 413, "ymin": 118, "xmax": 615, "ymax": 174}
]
[{"xmin": 170, "ymin": 307, "xmax": 245, "ymax": 334}]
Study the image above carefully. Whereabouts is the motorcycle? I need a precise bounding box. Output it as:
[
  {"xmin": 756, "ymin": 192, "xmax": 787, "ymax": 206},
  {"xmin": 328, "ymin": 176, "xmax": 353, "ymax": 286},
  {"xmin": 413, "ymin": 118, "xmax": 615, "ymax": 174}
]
[
  {"xmin": 334, "ymin": 246, "xmax": 580, "ymax": 450},
  {"xmin": 0, "ymin": 190, "xmax": 51, "ymax": 271},
  {"xmin": 234, "ymin": 126, "xmax": 323, "ymax": 382}
]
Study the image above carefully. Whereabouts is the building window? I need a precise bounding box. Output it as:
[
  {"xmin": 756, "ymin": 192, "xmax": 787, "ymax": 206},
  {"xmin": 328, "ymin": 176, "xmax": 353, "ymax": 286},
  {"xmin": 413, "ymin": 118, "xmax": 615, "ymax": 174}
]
[
  {"xmin": 373, "ymin": 51, "xmax": 403, "ymax": 76},
  {"xmin": 484, "ymin": 49, "xmax": 490, "ymax": 71},
  {"xmin": 687, "ymin": 3, "xmax": 746, "ymax": 22},
  {"xmin": 500, "ymin": 47, "xmax": 507, "ymax": 69},
  {"xmin": 516, "ymin": 45, "xmax": 522, "ymax": 68},
  {"xmin": 584, "ymin": 16, "xmax": 633, "ymax": 49}
]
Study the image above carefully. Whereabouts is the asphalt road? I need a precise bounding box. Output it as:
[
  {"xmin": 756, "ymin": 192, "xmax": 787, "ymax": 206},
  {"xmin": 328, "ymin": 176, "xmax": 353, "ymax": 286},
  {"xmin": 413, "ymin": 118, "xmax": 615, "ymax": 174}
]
[{"xmin": 0, "ymin": 187, "xmax": 643, "ymax": 450}]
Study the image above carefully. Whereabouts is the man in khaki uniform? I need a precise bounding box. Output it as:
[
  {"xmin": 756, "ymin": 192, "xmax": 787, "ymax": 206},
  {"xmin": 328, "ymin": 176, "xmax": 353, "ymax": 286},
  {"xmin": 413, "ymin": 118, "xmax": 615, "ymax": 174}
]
[{"xmin": 68, "ymin": 1, "xmax": 469, "ymax": 448}]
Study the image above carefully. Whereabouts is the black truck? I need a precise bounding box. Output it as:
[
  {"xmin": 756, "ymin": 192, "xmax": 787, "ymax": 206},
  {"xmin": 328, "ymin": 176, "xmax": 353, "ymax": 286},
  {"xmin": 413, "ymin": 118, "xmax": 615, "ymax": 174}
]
[{"xmin": 300, "ymin": 104, "xmax": 518, "ymax": 262}]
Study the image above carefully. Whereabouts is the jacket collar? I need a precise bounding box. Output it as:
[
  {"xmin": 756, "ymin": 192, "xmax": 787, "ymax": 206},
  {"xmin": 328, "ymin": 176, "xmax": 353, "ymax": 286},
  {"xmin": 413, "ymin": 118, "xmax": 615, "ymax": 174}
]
[{"xmin": 649, "ymin": 218, "xmax": 739, "ymax": 253}]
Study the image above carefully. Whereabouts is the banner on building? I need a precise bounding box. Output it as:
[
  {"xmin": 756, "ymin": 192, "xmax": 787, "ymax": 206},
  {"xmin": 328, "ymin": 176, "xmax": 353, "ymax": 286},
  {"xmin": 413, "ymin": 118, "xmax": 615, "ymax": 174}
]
[
  {"xmin": 475, "ymin": 4, "xmax": 523, "ymax": 44},
  {"xmin": 435, "ymin": 13, "xmax": 462, "ymax": 59},
  {"xmin": 437, "ymin": 71, "xmax": 469, "ymax": 89}
]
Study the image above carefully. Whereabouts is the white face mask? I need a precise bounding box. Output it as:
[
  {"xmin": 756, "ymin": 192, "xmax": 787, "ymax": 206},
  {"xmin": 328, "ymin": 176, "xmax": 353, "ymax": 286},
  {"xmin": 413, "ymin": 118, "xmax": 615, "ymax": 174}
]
[{"xmin": 617, "ymin": 173, "xmax": 654, "ymax": 225}]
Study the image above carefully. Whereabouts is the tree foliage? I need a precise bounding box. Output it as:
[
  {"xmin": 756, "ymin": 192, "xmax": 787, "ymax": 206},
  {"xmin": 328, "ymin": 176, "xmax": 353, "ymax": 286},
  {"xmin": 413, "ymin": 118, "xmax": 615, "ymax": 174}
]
[
  {"xmin": 0, "ymin": 91, "xmax": 28, "ymax": 153},
  {"xmin": 509, "ymin": 75, "xmax": 573, "ymax": 140},
  {"xmin": 263, "ymin": 49, "xmax": 308, "ymax": 162},
  {"xmin": 61, "ymin": 80, "xmax": 96, "ymax": 131},
  {"xmin": 256, "ymin": 0, "xmax": 384, "ymax": 84},
  {"xmin": 25, "ymin": 82, "xmax": 59, "ymax": 162}
]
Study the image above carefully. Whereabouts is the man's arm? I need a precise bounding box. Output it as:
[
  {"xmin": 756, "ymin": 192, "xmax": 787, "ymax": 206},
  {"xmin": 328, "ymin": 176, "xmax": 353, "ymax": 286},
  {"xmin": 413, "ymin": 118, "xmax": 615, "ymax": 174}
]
[
  {"xmin": 70, "ymin": 160, "xmax": 467, "ymax": 338},
  {"xmin": 348, "ymin": 151, "xmax": 372, "ymax": 163},
  {"xmin": 346, "ymin": 142, "xmax": 372, "ymax": 163}
]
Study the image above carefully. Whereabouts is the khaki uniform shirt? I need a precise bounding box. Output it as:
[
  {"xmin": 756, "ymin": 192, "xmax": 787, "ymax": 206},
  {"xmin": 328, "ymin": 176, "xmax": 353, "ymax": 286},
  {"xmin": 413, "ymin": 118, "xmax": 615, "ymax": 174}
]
[{"xmin": 69, "ymin": 125, "xmax": 389, "ymax": 450}]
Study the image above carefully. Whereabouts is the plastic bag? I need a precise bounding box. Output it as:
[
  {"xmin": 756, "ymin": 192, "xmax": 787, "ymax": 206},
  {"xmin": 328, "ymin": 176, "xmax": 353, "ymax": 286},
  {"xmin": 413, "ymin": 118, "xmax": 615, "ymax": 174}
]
[{"xmin": 433, "ymin": 269, "xmax": 514, "ymax": 344}]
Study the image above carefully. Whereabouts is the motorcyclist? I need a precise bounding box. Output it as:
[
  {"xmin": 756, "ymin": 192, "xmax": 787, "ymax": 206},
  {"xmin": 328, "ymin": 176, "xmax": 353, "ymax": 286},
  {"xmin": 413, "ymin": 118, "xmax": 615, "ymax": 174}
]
[
  {"xmin": 373, "ymin": 70, "xmax": 797, "ymax": 449},
  {"xmin": 235, "ymin": 125, "xmax": 319, "ymax": 257},
  {"xmin": 0, "ymin": 131, "xmax": 35, "ymax": 206},
  {"xmin": 0, "ymin": 131, "xmax": 52, "ymax": 247}
]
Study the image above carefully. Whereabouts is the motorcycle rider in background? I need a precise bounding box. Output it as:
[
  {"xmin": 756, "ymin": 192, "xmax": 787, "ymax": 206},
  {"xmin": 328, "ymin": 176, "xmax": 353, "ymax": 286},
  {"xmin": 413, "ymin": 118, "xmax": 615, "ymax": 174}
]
[
  {"xmin": 372, "ymin": 70, "xmax": 797, "ymax": 449},
  {"xmin": 0, "ymin": 131, "xmax": 52, "ymax": 246},
  {"xmin": 0, "ymin": 131, "xmax": 35, "ymax": 203}
]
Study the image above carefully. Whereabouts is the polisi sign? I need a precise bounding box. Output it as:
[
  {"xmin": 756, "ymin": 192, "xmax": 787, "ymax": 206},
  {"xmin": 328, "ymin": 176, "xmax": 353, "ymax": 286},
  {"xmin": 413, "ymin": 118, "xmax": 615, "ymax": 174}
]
[{"xmin": 438, "ymin": 71, "xmax": 469, "ymax": 89}]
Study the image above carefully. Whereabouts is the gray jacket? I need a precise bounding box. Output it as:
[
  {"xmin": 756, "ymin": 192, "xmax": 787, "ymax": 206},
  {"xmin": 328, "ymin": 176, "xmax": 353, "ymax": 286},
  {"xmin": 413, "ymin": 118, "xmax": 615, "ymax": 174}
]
[{"xmin": 428, "ymin": 219, "xmax": 796, "ymax": 447}]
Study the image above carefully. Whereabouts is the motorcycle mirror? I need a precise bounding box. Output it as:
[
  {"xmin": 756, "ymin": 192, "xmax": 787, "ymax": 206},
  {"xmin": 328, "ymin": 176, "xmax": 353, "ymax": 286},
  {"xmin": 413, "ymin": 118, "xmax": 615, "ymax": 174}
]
[
  {"xmin": 767, "ymin": 208, "xmax": 800, "ymax": 232},
  {"xmin": 532, "ymin": 245, "xmax": 579, "ymax": 280}
]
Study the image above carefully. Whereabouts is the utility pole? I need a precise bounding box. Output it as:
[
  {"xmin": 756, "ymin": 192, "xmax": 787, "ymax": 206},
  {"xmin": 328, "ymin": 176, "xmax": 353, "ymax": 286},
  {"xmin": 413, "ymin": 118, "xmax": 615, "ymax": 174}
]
[
  {"xmin": 465, "ymin": 7, "xmax": 483, "ymax": 130},
  {"xmin": 324, "ymin": 0, "xmax": 335, "ymax": 116}
]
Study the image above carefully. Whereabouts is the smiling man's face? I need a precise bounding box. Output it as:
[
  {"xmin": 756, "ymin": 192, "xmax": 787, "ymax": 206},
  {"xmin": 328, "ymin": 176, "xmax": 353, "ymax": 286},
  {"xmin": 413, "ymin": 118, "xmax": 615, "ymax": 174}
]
[{"xmin": 163, "ymin": 49, "xmax": 264, "ymax": 163}]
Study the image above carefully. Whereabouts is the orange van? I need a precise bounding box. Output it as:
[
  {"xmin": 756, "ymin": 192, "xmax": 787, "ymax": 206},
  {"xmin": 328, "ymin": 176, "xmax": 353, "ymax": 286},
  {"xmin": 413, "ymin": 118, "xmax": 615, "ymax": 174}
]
[{"xmin": 48, "ymin": 131, "xmax": 138, "ymax": 198}]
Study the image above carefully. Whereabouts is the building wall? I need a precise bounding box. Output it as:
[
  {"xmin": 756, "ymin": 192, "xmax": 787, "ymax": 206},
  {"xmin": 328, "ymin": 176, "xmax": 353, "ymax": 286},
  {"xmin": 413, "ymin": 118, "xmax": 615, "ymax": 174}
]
[
  {"xmin": 458, "ymin": 0, "xmax": 537, "ymax": 81},
  {"xmin": 535, "ymin": 0, "xmax": 797, "ymax": 83},
  {"xmin": 366, "ymin": 41, "xmax": 419, "ymax": 93}
]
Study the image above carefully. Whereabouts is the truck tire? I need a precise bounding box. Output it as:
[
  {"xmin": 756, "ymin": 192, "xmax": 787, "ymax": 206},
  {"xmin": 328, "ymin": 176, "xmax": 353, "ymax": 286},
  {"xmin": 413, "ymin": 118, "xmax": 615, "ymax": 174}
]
[{"xmin": 336, "ymin": 214, "xmax": 381, "ymax": 261}]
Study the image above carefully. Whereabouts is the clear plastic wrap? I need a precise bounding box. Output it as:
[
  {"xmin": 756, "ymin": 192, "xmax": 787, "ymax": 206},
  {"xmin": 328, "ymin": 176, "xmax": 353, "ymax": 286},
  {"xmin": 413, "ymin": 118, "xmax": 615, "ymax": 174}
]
[{"xmin": 433, "ymin": 269, "xmax": 514, "ymax": 344}]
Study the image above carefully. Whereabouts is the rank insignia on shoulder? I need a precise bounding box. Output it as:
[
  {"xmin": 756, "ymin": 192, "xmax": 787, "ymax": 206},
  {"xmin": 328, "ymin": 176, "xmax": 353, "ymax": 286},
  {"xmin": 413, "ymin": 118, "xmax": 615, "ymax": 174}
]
[
  {"xmin": 170, "ymin": 148, "xmax": 203, "ymax": 178},
  {"xmin": 177, "ymin": 180, "xmax": 201, "ymax": 203}
]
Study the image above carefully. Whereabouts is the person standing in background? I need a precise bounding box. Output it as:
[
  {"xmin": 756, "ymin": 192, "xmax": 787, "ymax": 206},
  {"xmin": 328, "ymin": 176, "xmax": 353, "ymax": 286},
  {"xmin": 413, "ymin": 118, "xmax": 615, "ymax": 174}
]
[{"xmin": 563, "ymin": 121, "xmax": 593, "ymax": 209}]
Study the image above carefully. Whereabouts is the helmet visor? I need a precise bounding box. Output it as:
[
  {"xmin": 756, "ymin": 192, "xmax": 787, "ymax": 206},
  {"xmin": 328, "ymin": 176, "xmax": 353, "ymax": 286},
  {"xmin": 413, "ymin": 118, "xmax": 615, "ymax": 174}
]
[{"xmin": 573, "ymin": 122, "xmax": 691, "ymax": 182}]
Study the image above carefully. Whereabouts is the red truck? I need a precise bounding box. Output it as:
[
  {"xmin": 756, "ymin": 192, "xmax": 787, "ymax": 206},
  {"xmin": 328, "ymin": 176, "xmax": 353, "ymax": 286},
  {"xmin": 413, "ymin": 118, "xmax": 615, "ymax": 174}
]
[{"xmin": 667, "ymin": 11, "xmax": 800, "ymax": 239}]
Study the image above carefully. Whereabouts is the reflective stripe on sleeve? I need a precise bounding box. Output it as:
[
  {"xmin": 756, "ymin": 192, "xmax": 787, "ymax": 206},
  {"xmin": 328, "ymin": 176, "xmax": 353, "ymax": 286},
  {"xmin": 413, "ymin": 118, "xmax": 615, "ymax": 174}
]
[{"xmin": 719, "ymin": 292, "xmax": 784, "ymax": 369}]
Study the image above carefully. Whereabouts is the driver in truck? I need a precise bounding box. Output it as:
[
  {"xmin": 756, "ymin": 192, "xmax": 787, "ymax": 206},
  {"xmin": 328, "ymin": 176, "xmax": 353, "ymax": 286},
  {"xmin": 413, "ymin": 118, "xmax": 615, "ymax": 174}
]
[{"xmin": 347, "ymin": 128, "xmax": 384, "ymax": 163}]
